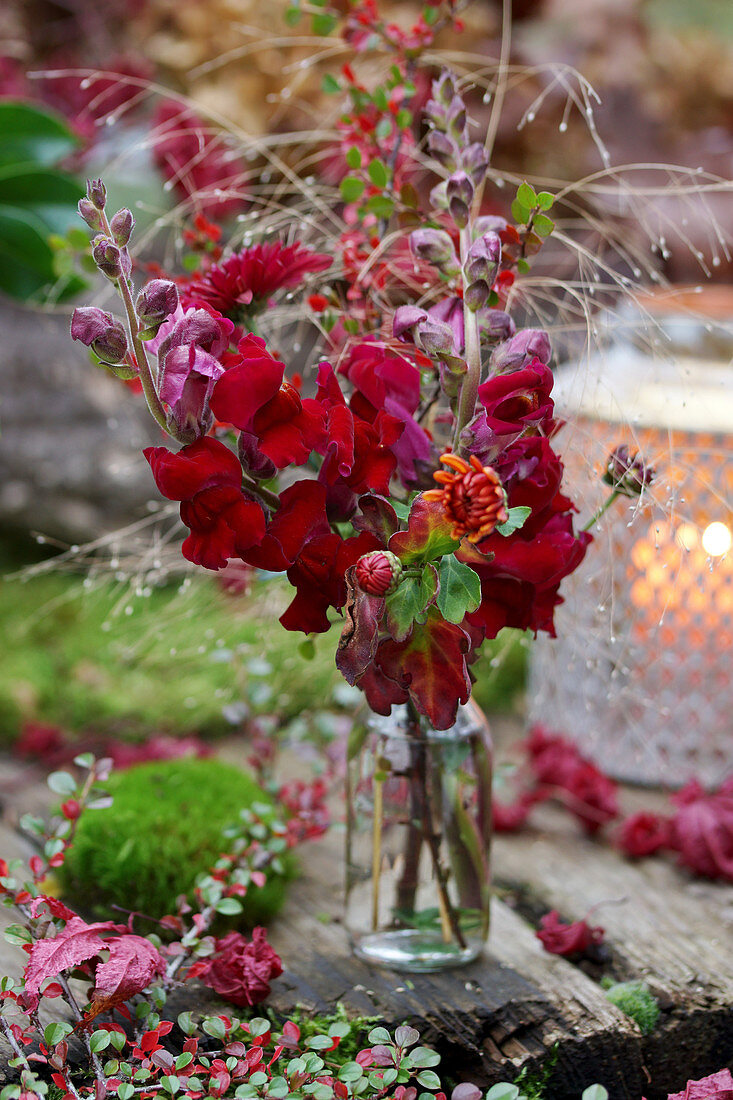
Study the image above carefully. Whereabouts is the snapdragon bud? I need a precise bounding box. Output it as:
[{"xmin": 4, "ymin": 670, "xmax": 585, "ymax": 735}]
[
  {"xmin": 480, "ymin": 310, "xmax": 515, "ymax": 344},
  {"xmin": 447, "ymin": 171, "xmax": 473, "ymax": 229},
  {"xmin": 603, "ymin": 445, "xmax": 655, "ymax": 497},
  {"xmin": 136, "ymin": 279, "xmax": 179, "ymax": 328},
  {"xmin": 464, "ymin": 232, "xmax": 501, "ymax": 285},
  {"xmin": 86, "ymin": 177, "xmax": 107, "ymax": 210},
  {"xmin": 464, "ymin": 280, "xmax": 490, "ymax": 312},
  {"xmin": 432, "ymin": 72, "xmax": 457, "ymax": 108},
  {"xmin": 109, "ymin": 208, "xmax": 134, "ymax": 247},
  {"xmin": 446, "ymin": 96, "xmax": 468, "ymax": 144},
  {"xmin": 78, "ymin": 197, "xmax": 102, "ymax": 231},
  {"xmin": 355, "ymin": 551, "xmax": 403, "ymax": 597},
  {"xmin": 416, "ymin": 316, "xmax": 456, "ymax": 355},
  {"xmin": 491, "ymin": 329, "xmax": 552, "ymax": 373},
  {"xmin": 92, "ymin": 236, "xmax": 131, "ymax": 281},
  {"xmin": 409, "ymin": 228, "xmax": 460, "ymax": 276},
  {"xmin": 70, "ymin": 306, "xmax": 128, "ymax": 364},
  {"xmin": 427, "ymin": 130, "xmax": 457, "ymax": 171},
  {"xmin": 393, "ymin": 305, "xmax": 428, "ymax": 342},
  {"xmin": 462, "ymin": 143, "xmax": 489, "ymax": 186}
]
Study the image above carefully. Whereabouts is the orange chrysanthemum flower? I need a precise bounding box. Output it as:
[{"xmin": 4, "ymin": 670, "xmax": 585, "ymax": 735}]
[{"xmin": 424, "ymin": 453, "xmax": 508, "ymax": 543}]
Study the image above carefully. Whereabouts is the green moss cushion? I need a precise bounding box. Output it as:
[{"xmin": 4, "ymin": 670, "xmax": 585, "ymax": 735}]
[{"xmin": 60, "ymin": 758, "xmax": 291, "ymax": 926}]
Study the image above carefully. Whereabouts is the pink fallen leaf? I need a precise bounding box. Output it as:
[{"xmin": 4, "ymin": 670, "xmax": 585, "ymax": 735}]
[
  {"xmin": 666, "ymin": 1067, "xmax": 733, "ymax": 1099},
  {"xmin": 24, "ymin": 917, "xmax": 120, "ymax": 995}
]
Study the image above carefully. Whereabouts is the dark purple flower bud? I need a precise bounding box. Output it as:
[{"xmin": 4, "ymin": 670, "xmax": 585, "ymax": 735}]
[
  {"xmin": 238, "ymin": 429, "xmax": 277, "ymax": 481},
  {"xmin": 464, "ymin": 280, "xmax": 490, "ymax": 312},
  {"xmin": 71, "ymin": 306, "xmax": 129, "ymax": 365},
  {"xmin": 427, "ymin": 130, "xmax": 457, "ymax": 171},
  {"xmin": 490, "ymin": 329, "xmax": 552, "ymax": 373},
  {"xmin": 480, "ymin": 310, "xmax": 515, "ymax": 344},
  {"xmin": 474, "ymin": 215, "xmax": 509, "ymax": 237},
  {"xmin": 86, "ymin": 178, "xmax": 107, "ymax": 210},
  {"xmin": 447, "ymin": 172, "xmax": 473, "ymax": 229},
  {"xmin": 446, "ymin": 96, "xmax": 468, "ymax": 143},
  {"xmin": 156, "ymin": 307, "xmax": 233, "ymax": 361},
  {"xmin": 409, "ymin": 228, "xmax": 460, "ymax": 275},
  {"xmin": 464, "ymin": 232, "xmax": 501, "ymax": 285},
  {"xmin": 461, "ymin": 143, "xmax": 489, "ymax": 186},
  {"xmin": 393, "ymin": 305, "xmax": 428, "ymax": 341},
  {"xmin": 603, "ymin": 445, "xmax": 655, "ymax": 497},
  {"xmin": 432, "ymin": 72, "xmax": 456, "ymax": 108},
  {"xmin": 416, "ymin": 316, "xmax": 456, "ymax": 355},
  {"xmin": 136, "ymin": 279, "xmax": 179, "ymax": 328},
  {"xmin": 78, "ymin": 198, "xmax": 101, "ymax": 231},
  {"xmin": 91, "ymin": 236, "xmax": 131, "ymax": 281},
  {"xmin": 109, "ymin": 208, "xmax": 134, "ymax": 247},
  {"xmin": 428, "ymin": 296, "xmax": 465, "ymax": 355}
]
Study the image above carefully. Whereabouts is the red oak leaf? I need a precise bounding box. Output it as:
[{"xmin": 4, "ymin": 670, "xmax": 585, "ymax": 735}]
[
  {"xmin": 24, "ymin": 917, "xmax": 121, "ymax": 995},
  {"xmin": 667, "ymin": 1068, "xmax": 733, "ymax": 1100},
  {"xmin": 336, "ymin": 568, "xmax": 384, "ymax": 685},
  {"xmin": 86, "ymin": 935, "xmax": 166, "ymax": 1021},
  {"xmin": 388, "ymin": 494, "xmax": 459, "ymax": 565},
  {"xmin": 535, "ymin": 910, "xmax": 604, "ymax": 957},
  {"xmin": 29, "ymin": 896, "xmax": 78, "ymax": 922},
  {"xmin": 375, "ymin": 609, "xmax": 471, "ymax": 729}
]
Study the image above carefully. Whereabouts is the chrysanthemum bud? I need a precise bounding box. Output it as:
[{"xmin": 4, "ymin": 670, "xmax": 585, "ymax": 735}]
[
  {"xmin": 355, "ymin": 551, "xmax": 403, "ymax": 597},
  {"xmin": 464, "ymin": 232, "xmax": 501, "ymax": 285},
  {"xmin": 86, "ymin": 177, "xmax": 107, "ymax": 210},
  {"xmin": 409, "ymin": 228, "xmax": 460, "ymax": 276},
  {"xmin": 78, "ymin": 197, "xmax": 101, "ymax": 231},
  {"xmin": 70, "ymin": 306, "xmax": 128, "ymax": 364},
  {"xmin": 603, "ymin": 445, "xmax": 655, "ymax": 497},
  {"xmin": 136, "ymin": 279, "xmax": 179, "ymax": 327},
  {"xmin": 109, "ymin": 208, "xmax": 134, "ymax": 246},
  {"xmin": 92, "ymin": 236, "xmax": 131, "ymax": 281}
]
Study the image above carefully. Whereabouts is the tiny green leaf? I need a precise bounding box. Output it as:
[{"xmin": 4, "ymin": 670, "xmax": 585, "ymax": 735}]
[
  {"xmin": 340, "ymin": 177, "xmax": 365, "ymax": 203},
  {"xmin": 536, "ymin": 191, "xmax": 554, "ymax": 210},
  {"xmin": 532, "ymin": 213, "xmax": 554, "ymax": 237},
  {"xmin": 581, "ymin": 1088, "xmax": 609, "ymax": 1100},
  {"xmin": 436, "ymin": 556, "xmax": 481, "ymax": 624},
  {"xmin": 89, "ymin": 1030, "xmax": 111, "ymax": 1053},
  {"xmin": 321, "ymin": 74, "xmax": 340, "ymax": 95},
  {"xmin": 495, "ymin": 505, "xmax": 531, "ymax": 536},
  {"xmin": 44, "ymin": 1021, "xmax": 73, "ymax": 1047},
  {"xmin": 510, "ymin": 199, "xmax": 530, "ymax": 225},
  {"xmin": 312, "ymin": 12, "xmax": 337, "ymax": 35},
  {"xmin": 368, "ymin": 158, "xmax": 389, "ymax": 189},
  {"xmin": 346, "ymin": 146, "xmax": 362, "ymax": 170},
  {"xmin": 215, "ymin": 896, "xmax": 243, "ymax": 915},
  {"xmin": 517, "ymin": 181, "xmax": 537, "ymax": 207},
  {"xmin": 48, "ymin": 770, "xmax": 76, "ymax": 796}
]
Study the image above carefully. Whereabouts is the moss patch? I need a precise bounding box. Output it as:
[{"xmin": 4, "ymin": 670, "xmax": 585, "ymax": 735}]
[{"xmin": 60, "ymin": 758, "xmax": 293, "ymax": 926}]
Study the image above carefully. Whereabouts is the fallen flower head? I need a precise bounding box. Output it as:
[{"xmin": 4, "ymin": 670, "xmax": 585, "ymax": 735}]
[
  {"xmin": 535, "ymin": 909, "xmax": 605, "ymax": 958},
  {"xmin": 198, "ymin": 927, "xmax": 283, "ymax": 1007}
]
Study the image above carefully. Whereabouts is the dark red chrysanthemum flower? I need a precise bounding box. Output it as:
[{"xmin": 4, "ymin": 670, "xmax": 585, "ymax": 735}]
[
  {"xmin": 423, "ymin": 453, "xmax": 508, "ymax": 543},
  {"xmin": 184, "ymin": 241, "xmax": 333, "ymax": 318}
]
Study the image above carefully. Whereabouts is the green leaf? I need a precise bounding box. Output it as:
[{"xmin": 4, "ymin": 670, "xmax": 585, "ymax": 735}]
[
  {"xmin": 177, "ymin": 1010, "xmax": 195, "ymax": 1035},
  {"xmin": 406, "ymin": 1048, "xmax": 440, "ymax": 1068},
  {"xmin": 581, "ymin": 1088, "xmax": 609, "ymax": 1100},
  {"xmin": 4, "ymin": 924, "xmax": 32, "ymax": 946},
  {"xmin": 367, "ymin": 1026, "xmax": 392, "ymax": 1044},
  {"xmin": 536, "ymin": 191, "xmax": 554, "ymax": 210},
  {"xmin": 516, "ymin": 258, "xmax": 530, "ymax": 274},
  {"xmin": 44, "ymin": 1021, "xmax": 73, "ymax": 1047},
  {"xmin": 365, "ymin": 194, "xmax": 394, "ymax": 219},
  {"xmin": 532, "ymin": 213, "xmax": 554, "ymax": 237},
  {"xmin": 321, "ymin": 74, "xmax": 340, "ymax": 95},
  {"xmin": 0, "ymin": 101, "xmax": 79, "ymax": 168},
  {"xmin": 436, "ymin": 556, "xmax": 481, "ymax": 624},
  {"xmin": 396, "ymin": 108, "xmax": 413, "ymax": 129},
  {"xmin": 312, "ymin": 12, "xmax": 338, "ymax": 35},
  {"xmin": 485, "ymin": 1087, "xmax": 520, "ymax": 1100},
  {"xmin": 215, "ymin": 896, "xmax": 243, "ymax": 915},
  {"xmin": 517, "ymin": 181, "xmax": 537, "ymax": 207},
  {"xmin": 495, "ymin": 506, "xmax": 531, "ymax": 536},
  {"xmin": 367, "ymin": 158, "xmax": 389, "ymax": 189},
  {"xmin": 340, "ymin": 176, "xmax": 365, "ymax": 203},
  {"xmin": 415, "ymin": 1071, "xmax": 441, "ymax": 1090},
  {"xmin": 47, "ymin": 770, "xmax": 76, "ymax": 796},
  {"xmin": 375, "ymin": 117, "xmax": 392, "ymax": 141},
  {"xmin": 389, "ymin": 495, "xmax": 460, "ymax": 565},
  {"xmin": 0, "ymin": 166, "xmax": 85, "ymax": 235},
  {"xmin": 346, "ymin": 146, "xmax": 362, "ymax": 170},
  {"xmin": 510, "ymin": 198, "xmax": 530, "ymax": 225},
  {"xmin": 284, "ymin": 5, "xmax": 302, "ymax": 26},
  {"xmin": 384, "ymin": 564, "xmax": 438, "ymax": 642},
  {"xmin": 89, "ymin": 1030, "xmax": 111, "ymax": 1053},
  {"xmin": 0, "ymin": 206, "xmax": 57, "ymax": 300},
  {"xmin": 338, "ymin": 1063, "xmax": 364, "ymax": 1084}
]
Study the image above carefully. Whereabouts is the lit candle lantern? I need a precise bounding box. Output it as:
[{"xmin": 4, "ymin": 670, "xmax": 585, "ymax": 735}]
[{"xmin": 528, "ymin": 292, "xmax": 733, "ymax": 788}]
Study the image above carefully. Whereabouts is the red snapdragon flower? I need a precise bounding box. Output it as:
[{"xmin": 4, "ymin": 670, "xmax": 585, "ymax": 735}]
[
  {"xmin": 616, "ymin": 811, "xmax": 671, "ymax": 858},
  {"xmin": 525, "ymin": 725, "xmax": 619, "ymax": 833},
  {"xmin": 210, "ymin": 334, "xmax": 326, "ymax": 467},
  {"xmin": 281, "ymin": 531, "xmax": 382, "ymax": 634},
  {"xmin": 199, "ymin": 928, "xmax": 282, "ymax": 1007},
  {"xmin": 477, "ymin": 356, "xmax": 555, "ymax": 436},
  {"xmin": 144, "ymin": 437, "xmax": 265, "ymax": 570},
  {"xmin": 184, "ymin": 241, "xmax": 332, "ymax": 317}
]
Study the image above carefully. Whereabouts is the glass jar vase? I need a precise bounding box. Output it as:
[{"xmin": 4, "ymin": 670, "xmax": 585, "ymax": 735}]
[{"xmin": 345, "ymin": 699, "xmax": 492, "ymax": 972}]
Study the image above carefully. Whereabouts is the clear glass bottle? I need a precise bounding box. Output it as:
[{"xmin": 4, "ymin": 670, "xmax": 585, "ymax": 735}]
[{"xmin": 345, "ymin": 699, "xmax": 492, "ymax": 972}]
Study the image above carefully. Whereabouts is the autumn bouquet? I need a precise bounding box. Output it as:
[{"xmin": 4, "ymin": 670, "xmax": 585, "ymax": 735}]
[{"xmin": 67, "ymin": 0, "xmax": 644, "ymax": 967}]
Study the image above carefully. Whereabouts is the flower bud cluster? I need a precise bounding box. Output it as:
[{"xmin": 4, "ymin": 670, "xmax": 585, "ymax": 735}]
[
  {"xmin": 136, "ymin": 279, "xmax": 179, "ymax": 339},
  {"xmin": 463, "ymin": 232, "xmax": 501, "ymax": 311},
  {"xmin": 425, "ymin": 74, "xmax": 489, "ymax": 231},
  {"xmin": 70, "ymin": 306, "xmax": 136, "ymax": 379},
  {"xmin": 408, "ymin": 228, "xmax": 459, "ymax": 277},
  {"xmin": 603, "ymin": 445, "xmax": 655, "ymax": 497}
]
